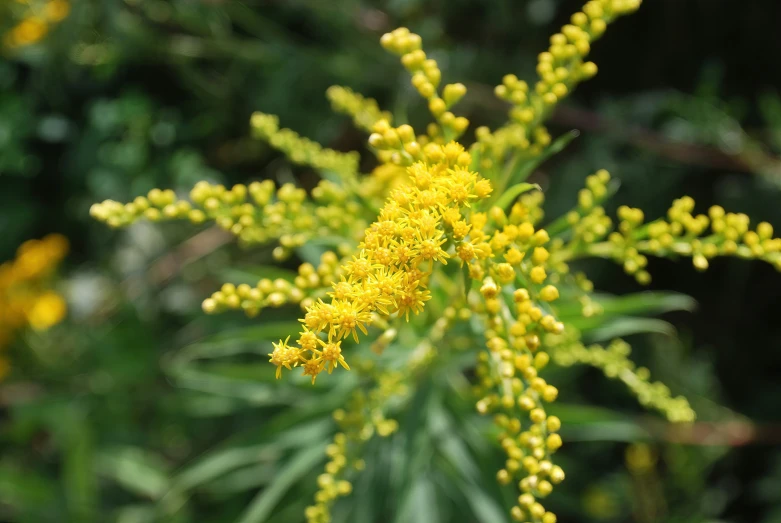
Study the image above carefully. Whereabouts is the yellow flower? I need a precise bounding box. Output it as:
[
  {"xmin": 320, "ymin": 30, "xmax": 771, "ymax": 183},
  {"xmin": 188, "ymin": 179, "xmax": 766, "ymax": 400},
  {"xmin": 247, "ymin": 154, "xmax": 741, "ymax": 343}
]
[
  {"xmin": 267, "ymin": 337, "xmax": 301, "ymax": 379},
  {"xmin": 26, "ymin": 292, "xmax": 67, "ymax": 331},
  {"xmin": 0, "ymin": 358, "xmax": 9, "ymax": 381},
  {"xmin": 6, "ymin": 17, "xmax": 48, "ymax": 47},
  {"xmin": 264, "ymin": 145, "xmax": 492, "ymax": 381},
  {"xmin": 44, "ymin": 0, "xmax": 70, "ymax": 22},
  {"xmin": 317, "ymin": 338, "xmax": 350, "ymax": 374}
]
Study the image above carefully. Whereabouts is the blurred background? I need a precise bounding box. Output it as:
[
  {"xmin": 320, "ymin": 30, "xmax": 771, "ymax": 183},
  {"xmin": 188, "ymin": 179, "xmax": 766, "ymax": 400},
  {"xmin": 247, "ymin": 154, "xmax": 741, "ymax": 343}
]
[{"xmin": 1, "ymin": 0, "xmax": 781, "ymax": 522}]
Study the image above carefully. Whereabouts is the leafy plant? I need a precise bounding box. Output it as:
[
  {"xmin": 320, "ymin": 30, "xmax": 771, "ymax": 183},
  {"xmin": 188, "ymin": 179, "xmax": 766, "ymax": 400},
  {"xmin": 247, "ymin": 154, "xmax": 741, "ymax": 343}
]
[{"xmin": 87, "ymin": 1, "xmax": 781, "ymax": 522}]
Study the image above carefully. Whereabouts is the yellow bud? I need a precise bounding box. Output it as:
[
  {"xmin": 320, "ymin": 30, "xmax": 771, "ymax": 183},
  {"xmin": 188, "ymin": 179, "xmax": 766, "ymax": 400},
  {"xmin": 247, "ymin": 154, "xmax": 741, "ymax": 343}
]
[
  {"xmin": 550, "ymin": 465, "xmax": 565, "ymax": 484},
  {"xmin": 443, "ymin": 83, "xmax": 467, "ymax": 106},
  {"xmin": 202, "ymin": 298, "xmax": 217, "ymax": 313},
  {"xmin": 530, "ymin": 503, "xmax": 546, "ymax": 519},
  {"xmin": 530, "ymin": 266, "xmax": 547, "ymax": 284},
  {"xmin": 542, "ymin": 385, "xmax": 558, "ymax": 402},
  {"xmin": 542, "ymin": 92, "xmax": 558, "ymax": 105},
  {"xmin": 453, "ymin": 116, "xmax": 470, "ymax": 133},
  {"xmin": 440, "ymin": 111, "xmax": 455, "ymax": 126},
  {"xmin": 590, "ymin": 18, "xmax": 607, "ymax": 36},
  {"xmin": 518, "ymin": 493, "xmax": 534, "ymax": 508},
  {"xmin": 428, "ymin": 97, "xmax": 447, "ymax": 116},
  {"xmin": 532, "ymin": 247, "xmax": 550, "ymax": 265},
  {"xmin": 496, "ymin": 263, "xmax": 516, "ymax": 283},
  {"xmin": 693, "ymin": 254, "xmax": 708, "ymax": 271},
  {"xmin": 497, "ymin": 469, "xmax": 511, "ymax": 485},
  {"xmin": 539, "ymin": 285, "xmax": 559, "ymax": 302},
  {"xmin": 581, "ymin": 61, "xmax": 598, "ymax": 78},
  {"xmin": 530, "ymin": 408, "xmax": 546, "ymax": 423},
  {"xmin": 480, "ymin": 278, "xmax": 499, "ymax": 298}
]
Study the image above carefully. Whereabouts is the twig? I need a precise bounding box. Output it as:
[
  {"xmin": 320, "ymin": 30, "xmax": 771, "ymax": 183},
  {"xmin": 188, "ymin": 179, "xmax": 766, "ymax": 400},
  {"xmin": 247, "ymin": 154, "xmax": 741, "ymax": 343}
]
[
  {"xmin": 147, "ymin": 227, "xmax": 233, "ymax": 285},
  {"xmin": 648, "ymin": 419, "xmax": 781, "ymax": 446},
  {"xmin": 551, "ymin": 105, "xmax": 781, "ymax": 175}
]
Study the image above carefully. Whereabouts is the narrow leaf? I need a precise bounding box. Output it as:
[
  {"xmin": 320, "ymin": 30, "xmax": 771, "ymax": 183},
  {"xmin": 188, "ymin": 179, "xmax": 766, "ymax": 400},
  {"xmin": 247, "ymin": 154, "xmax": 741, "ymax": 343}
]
[
  {"xmin": 506, "ymin": 129, "xmax": 579, "ymax": 187},
  {"xmin": 394, "ymin": 477, "xmax": 440, "ymax": 523},
  {"xmin": 96, "ymin": 447, "xmax": 171, "ymax": 500},
  {"xmin": 235, "ymin": 444, "xmax": 326, "ymax": 523},
  {"xmin": 557, "ymin": 291, "xmax": 696, "ymax": 321},
  {"xmin": 494, "ymin": 182, "xmax": 541, "ymax": 212},
  {"xmin": 584, "ymin": 317, "xmax": 677, "ymax": 341}
]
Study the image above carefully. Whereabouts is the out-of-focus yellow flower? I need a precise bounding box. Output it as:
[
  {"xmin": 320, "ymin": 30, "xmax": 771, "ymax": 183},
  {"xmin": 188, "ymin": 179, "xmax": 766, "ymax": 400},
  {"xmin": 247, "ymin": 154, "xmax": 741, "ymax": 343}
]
[
  {"xmin": 44, "ymin": 0, "xmax": 69, "ymax": 22},
  {"xmin": 5, "ymin": 17, "xmax": 47, "ymax": 47},
  {"xmin": 0, "ymin": 234, "xmax": 68, "ymax": 364},
  {"xmin": 27, "ymin": 291, "xmax": 67, "ymax": 331},
  {"xmin": 625, "ymin": 442, "xmax": 657, "ymax": 474},
  {"xmin": 3, "ymin": 0, "xmax": 70, "ymax": 49},
  {"xmin": 583, "ymin": 486, "xmax": 620, "ymax": 520}
]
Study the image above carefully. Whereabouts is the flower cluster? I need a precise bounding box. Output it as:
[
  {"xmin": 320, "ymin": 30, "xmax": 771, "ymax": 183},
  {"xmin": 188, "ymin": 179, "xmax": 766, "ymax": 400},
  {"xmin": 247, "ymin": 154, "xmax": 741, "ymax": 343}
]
[
  {"xmin": 3, "ymin": 0, "xmax": 69, "ymax": 49},
  {"xmin": 0, "ymin": 234, "xmax": 68, "ymax": 377},
  {"xmin": 93, "ymin": 1, "xmax": 781, "ymax": 521},
  {"xmin": 551, "ymin": 337, "xmax": 695, "ymax": 423},
  {"xmin": 250, "ymin": 112, "xmax": 360, "ymax": 180},
  {"xmin": 326, "ymin": 86, "xmax": 393, "ymax": 134},
  {"xmin": 268, "ymin": 142, "xmax": 492, "ymax": 383},
  {"xmin": 551, "ymin": 180, "xmax": 781, "ymax": 283},
  {"xmin": 380, "ymin": 28, "xmax": 470, "ymax": 144},
  {"xmin": 476, "ymin": 0, "xmax": 642, "ymax": 166},
  {"xmin": 202, "ymin": 250, "xmax": 346, "ymax": 318},
  {"xmin": 90, "ymin": 179, "xmax": 368, "ymax": 259}
]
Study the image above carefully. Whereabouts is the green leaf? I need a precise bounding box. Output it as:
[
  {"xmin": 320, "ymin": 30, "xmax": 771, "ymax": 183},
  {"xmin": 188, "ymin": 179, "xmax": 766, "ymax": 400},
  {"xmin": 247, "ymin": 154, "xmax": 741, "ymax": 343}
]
[
  {"xmin": 174, "ymin": 445, "xmax": 269, "ymax": 493},
  {"xmin": 168, "ymin": 364, "xmax": 293, "ymax": 403},
  {"xmin": 548, "ymin": 404, "xmax": 651, "ymax": 442},
  {"xmin": 461, "ymin": 263, "xmax": 471, "ymax": 298},
  {"xmin": 494, "ymin": 182, "xmax": 541, "ymax": 212},
  {"xmin": 562, "ymin": 421, "xmax": 651, "ymax": 442},
  {"xmin": 194, "ymin": 322, "xmax": 302, "ymax": 346},
  {"xmin": 173, "ymin": 419, "xmax": 330, "ymax": 493},
  {"xmin": 264, "ymin": 500, "xmax": 311, "ymax": 523},
  {"xmin": 61, "ymin": 408, "xmax": 97, "ymax": 522},
  {"xmin": 430, "ymin": 407, "xmax": 509, "ymax": 523},
  {"xmin": 0, "ymin": 464, "xmax": 58, "ymax": 512},
  {"xmin": 505, "ymin": 129, "xmax": 579, "ymax": 187},
  {"xmin": 455, "ymin": 480, "xmax": 508, "ymax": 523},
  {"xmin": 394, "ymin": 477, "xmax": 440, "ymax": 523},
  {"xmin": 296, "ymin": 237, "xmax": 348, "ymax": 266},
  {"xmin": 179, "ymin": 394, "xmax": 254, "ymax": 417},
  {"xmin": 114, "ymin": 505, "xmax": 158, "ymax": 523},
  {"xmin": 235, "ymin": 443, "xmax": 326, "ymax": 523},
  {"xmin": 558, "ymin": 292, "xmax": 694, "ymax": 338},
  {"xmin": 584, "ymin": 317, "xmax": 678, "ymax": 341},
  {"xmin": 96, "ymin": 447, "xmax": 171, "ymax": 500},
  {"xmin": 164, "ymin": 322, "xmax": 306, "ymax": 403},
  {"xmin": 548, "ymin": 403, "xmax": 629, "ymax": 424},
  {"xmin": 596, "ymin": 291, "xmax": 697, "ymax": 316},
  {"xmin": 203, "ymin": 463, "xmax": 276, "ymax": 497}
]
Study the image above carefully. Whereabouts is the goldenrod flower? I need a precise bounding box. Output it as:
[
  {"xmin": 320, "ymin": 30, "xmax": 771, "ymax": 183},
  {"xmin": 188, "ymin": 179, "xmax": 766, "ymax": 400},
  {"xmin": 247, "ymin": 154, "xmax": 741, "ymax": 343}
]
[
  {"xmin": 0, "ymin": 234, "xmax": 68, "ymax": 377},
  {"xmin": 3, "ymin": 0, "xmax": 70, "ymax": 49},
  {"xmin": 26, "ymin": 291, "xmax": 67, "ymax": 331},
  {"xmin": 92, "ymin": 2, "xmax": 781, "ymax": 522}
]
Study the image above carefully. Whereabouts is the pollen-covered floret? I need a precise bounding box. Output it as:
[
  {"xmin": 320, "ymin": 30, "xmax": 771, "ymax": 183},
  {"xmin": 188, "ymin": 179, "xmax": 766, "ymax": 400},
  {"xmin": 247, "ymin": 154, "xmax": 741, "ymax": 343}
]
[{"xmin": 270, "ymin": 143, "xmax": 493, "ymax": 382}]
